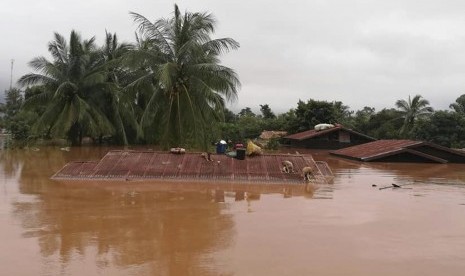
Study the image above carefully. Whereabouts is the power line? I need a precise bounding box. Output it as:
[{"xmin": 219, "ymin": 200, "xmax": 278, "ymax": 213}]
[{"xmin": 10, "ymin": 59, "xmax": 14, "ymax": 90}]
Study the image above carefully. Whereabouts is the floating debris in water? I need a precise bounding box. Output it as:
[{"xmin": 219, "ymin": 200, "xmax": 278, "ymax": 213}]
[{"xmin": 379, "ymin": 183, "xmax": 414, "ymax": 190}]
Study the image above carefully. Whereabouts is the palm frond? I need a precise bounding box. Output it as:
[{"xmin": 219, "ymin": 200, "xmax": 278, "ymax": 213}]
[
  {"xmin": 202, "ymin": 38, "xmax": 240, "ymax": 55},
  {"xmin": 31, "ymin": 96, "xmax": 67, "ymax": 134},
  {"xmin": 17, "ymin": 73, "xmax": 56, "ymax": 87},
  {"xmin": 50, "ymin": 101, "xmax": 78, "ymax": 137},
  {"xmin": 54, "ymin": 81, "xmax": 78, "ymax": 98},
  {"xmin": 130, "ymin": 11, "xmax": 173, "ymax": 56},
  {"xmin": 48, "ymin": 32, "xmax": 68, "ymax": 63},
  {"xmin": 22, "ymin": 88, "xmax": 53, "ymax": 110}
]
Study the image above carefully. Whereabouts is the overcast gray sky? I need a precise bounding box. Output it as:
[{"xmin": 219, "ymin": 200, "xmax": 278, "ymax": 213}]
[{"xmin": 1, "ymin": 0, "xmax": 465, "ymax": 113}]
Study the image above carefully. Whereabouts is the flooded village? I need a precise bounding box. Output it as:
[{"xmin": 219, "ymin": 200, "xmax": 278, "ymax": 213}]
[
  {"xmin": 1, "ymin": 125, "xmax": 465, "ymax": 275},
  {"xmin": 2, "ymin": 1, "xmax": 465, "ymax": 275}
]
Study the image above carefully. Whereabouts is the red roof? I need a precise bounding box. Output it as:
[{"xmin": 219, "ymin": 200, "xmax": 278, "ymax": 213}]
[
  {"xmin": 330, "ymin": 140, "xmax": 465, "ymax": 163},
  {"xmin": 284, "ymin": 125, "xmax": 375, "ymax": 141},
  {"xmin": 52, "ymin": 150, "xmax": 333, "ymax": 184}
]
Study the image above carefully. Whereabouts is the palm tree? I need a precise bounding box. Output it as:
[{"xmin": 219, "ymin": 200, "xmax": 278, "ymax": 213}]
[
  {"xmin": 125, "ymin": 4, "xmax": 240, "ymax": 148},
  {"xmin": 18, "ymin": 31, "xmax": 116, "ymax": 145},
  {"xmin": 395, "ymin": 94, "xmax": 433, "ymax": 137},
  {"xmin": 450, "ymin": 94, "xmax": 465, "ymax": 114},
  {"xmin": 96, "ymin": 31, "xmax": 140, "ymax": 145}
]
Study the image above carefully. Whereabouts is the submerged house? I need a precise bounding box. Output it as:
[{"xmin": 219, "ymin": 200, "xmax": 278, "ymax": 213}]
[
  {"xmin": 259, "ymin": 130, "xmax": 288, "ymax": 140},
  {"xmin": 330, "ymin": 140, "xmax": 465, "ymax": 163},
  {"xmin": 52, "ymin": 150, "xmax": 334, "ymax": 189},
  {"xmin": 283, "ymin": 125, "xmax": 376, "ymax": 149}
]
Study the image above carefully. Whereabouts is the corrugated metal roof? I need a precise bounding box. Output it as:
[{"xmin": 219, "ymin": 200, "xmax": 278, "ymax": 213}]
[
  {"xmin": 330, "ymin": 139, "xmax": 465, "ymax": 163},
  {"xmin": 284, "ymin": 126, "xmax": 375, "ymax": 141},
  {"xmin": 331, "ymin": 140, "xmax": 420, "ymax": 160},
  {"xmin": 259, "ymin": 131, "xmax": 288, "ymax": 140},
  {"xmin": 52, "ymin": 150, "xmax": 333, "ymax": 185}
]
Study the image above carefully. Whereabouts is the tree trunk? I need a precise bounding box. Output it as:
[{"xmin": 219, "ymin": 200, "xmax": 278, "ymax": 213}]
[{"xmin": 68, "ymin": 123, "xmax": 81, "ymax": 146}]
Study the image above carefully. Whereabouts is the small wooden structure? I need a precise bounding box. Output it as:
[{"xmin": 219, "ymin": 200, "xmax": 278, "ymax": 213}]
[
  {"xmin": 283, "ymin": 125, "xmax": 375, "ymax": 149},
  {"xmin": 52, "ymin": 151, "xmax": 334, "ymax": 192}
]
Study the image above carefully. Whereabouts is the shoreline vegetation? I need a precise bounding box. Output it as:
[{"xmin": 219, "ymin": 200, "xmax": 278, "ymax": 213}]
[{"xmin": 1, "ymin": 5, "xmax": 465, "ymax": 150}]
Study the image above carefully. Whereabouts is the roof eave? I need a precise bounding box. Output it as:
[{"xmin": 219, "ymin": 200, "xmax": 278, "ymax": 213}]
[
  {"xmin": 406, "ymin": 141, "xmax": 465, "ymax": 158},
  {"xmin": 285, "ymin": 126, "xmax": 376, "ymax": 141},
  {"xmin": 362, "ymin": 148, "xmax": 448, "ymax": 163}
]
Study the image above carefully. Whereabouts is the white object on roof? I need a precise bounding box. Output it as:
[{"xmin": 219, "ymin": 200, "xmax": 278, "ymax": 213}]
[{"xmin": 314, "ymin": 123, "xmax": 335, "ymax": 131}]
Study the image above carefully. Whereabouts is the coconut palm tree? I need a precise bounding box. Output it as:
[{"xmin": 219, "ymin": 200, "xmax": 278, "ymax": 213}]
[
  {"xmin": 18, "ymin": 31, "xmax": 115, "ymax": 145},
  {"xmin": 96, "ymin": 31, "xmax": 140, "ymax": 145},
  {"xmin": 395, "ymin": 94, "xmax": 433, "ymax": 137},
  {"xmin": 125, "ymin": 4, "xmax": 240, "ymax": 148}
]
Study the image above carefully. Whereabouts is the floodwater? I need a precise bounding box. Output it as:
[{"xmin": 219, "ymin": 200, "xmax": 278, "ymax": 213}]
[{"xmin": 1, "ymin": 147, "xmax": 465, "ymax": 276}]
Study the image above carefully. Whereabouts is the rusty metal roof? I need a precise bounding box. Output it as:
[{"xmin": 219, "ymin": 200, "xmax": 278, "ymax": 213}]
[
  {"xmin": 52, "ymin": 150, "xmax": 333, "ymax": 185},
  {"xmin": 284, "ymin": 125, "xmax": 375, "ymax": 141},
  {"xmin": 259, "ymin": 130, "xmax": 288, "ymax": 140},
  {"xmin": 330, "ymin": 139, "xmax": 465, "ymax": 163}
]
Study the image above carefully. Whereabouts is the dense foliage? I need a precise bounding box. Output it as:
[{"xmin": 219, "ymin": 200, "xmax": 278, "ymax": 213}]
[
  {"xmin": 8, "ymin": 4, "xmax": 239, "ymax": 149},
  {"xmin": 125, "ymin": 6, "xmax": 239, "ymax": 149}
]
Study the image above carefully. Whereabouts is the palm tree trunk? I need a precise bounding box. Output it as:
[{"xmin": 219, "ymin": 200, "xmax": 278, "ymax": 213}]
[{"xmin": 68, "ymin": 123, "xmax": 81, "ymax": 146}]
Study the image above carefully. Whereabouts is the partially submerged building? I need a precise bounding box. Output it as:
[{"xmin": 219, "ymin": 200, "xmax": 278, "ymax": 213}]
[
  {"xmin": 330, "ymin": 139, "xmax": 465, "ymax": 163},
  {"xmin": 283, "ymin": 125, "xmax": 376, "ymax": 149},
  {"xmin": 52, "ymin": 150, "xmax": 334, "ymax": 193},
  {"xmin": 259, "ymin": 130, "xmax": 288, "ymax": 140}
]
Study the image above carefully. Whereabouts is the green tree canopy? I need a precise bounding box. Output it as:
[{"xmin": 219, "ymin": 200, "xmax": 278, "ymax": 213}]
[
  {"xmin": 223, "ymin": 107, "xmax": 238, "ymax": 123},
  {"xmin": 395, "ymin": 94, "xmax": 433, "ymax": 137},
  {"xmin": 287, "ymin": 99, "xmax": 350, "ymax": 133},
  {"xmin": 126, "ymin": 4, "xmax": 240, "ymax": 149},
  {"xmin": 413, "ymin": 111, "xmax": 465, "ymax": 148},
  {"xmin": 450, "ymin": 94, "xmax": 465, "ymax": 114},
  {"xmin": 2, "ymin": 88, "xmax": 35, "ymax": 142},
  {"xmin": 352, "ymin": 106, "xmax": 376, "ymax": 134},
  {"xmin": 365, "ymin": 108, "xmax": 403, "ymax": 139},
  {"xmin": 3, "ymin": 88, "xmax": 23, "ymax": 119},
  {"xmin": 259, "ymin": 104, "xmax": 276, "ymax": 119},
  {"xmin": 18, "ymin": 31, "xmax": 116, "ymax": 145},
  {"xmin": 238, "ymin": 107, "xmax": 256, "ymax": 117}
]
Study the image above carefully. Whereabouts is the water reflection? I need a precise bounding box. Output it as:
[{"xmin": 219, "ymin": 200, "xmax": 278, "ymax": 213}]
[
  {"xmin": 2, "ymin": 147, "xmax": 321, "ymax": 275},
  {"xmin": 2, "ymin": 148, "xmax": 236, "ymax": 275},
  {"xmin": 15, "ymin": 188, "xmax": 235, "ymax": 275}
]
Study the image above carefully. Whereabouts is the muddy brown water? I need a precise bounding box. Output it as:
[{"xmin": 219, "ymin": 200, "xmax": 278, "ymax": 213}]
[{"xmin": 1, "ymin": 147, "xmax": 465, "ymax": 276}]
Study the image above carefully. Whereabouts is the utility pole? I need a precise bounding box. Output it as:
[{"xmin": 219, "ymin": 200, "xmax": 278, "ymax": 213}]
[{"xmin": 10, "ymin": 59, "xmax": 14, "ymax": 90}]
